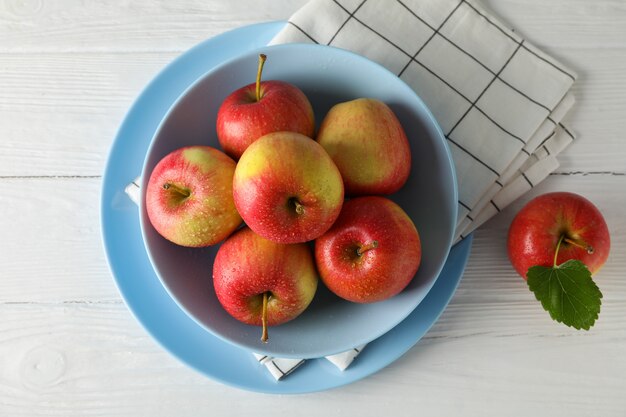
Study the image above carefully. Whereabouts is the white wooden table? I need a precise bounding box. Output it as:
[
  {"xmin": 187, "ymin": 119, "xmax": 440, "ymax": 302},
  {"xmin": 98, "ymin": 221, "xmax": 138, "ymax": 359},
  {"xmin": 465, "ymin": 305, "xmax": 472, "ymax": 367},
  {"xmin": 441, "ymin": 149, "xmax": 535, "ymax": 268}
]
[{"xmin": 1, "ymin": 1, "xmax": 625, "ymax": 415}]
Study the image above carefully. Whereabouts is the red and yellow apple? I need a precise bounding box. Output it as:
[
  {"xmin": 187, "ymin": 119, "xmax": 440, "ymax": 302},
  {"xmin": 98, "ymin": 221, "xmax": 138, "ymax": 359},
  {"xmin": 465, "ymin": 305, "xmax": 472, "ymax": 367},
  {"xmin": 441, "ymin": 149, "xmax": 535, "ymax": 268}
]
[
  {"xmin": 212, "ymin": 226, "xmax": 318, "ymax": 341},
  {"xmin": 316, "ymin": 98, "xmax": 411, "ymax": 196},
  {"xmin": 216, "ymin": 54, "xmax": 315, "ymax": 160},
  {"xmin": 314, "ymin": 196, "xmax": 421, "ymax": 303},
  {"xmin": 145, "ymin": 146, "xmax": 241, "ymax": 247},
  {"xmin": 508, "ymin": 192, "xmax": 610, "ymax": 278},
  {"xmin": 233, "ymin": 131, "xmax": 344, "ymax": 244}
]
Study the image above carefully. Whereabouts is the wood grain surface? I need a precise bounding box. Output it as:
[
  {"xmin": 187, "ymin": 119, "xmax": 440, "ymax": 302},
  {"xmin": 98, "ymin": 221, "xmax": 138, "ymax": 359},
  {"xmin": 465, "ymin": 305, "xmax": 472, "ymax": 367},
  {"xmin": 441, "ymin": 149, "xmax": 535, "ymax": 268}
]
[{"xmin": 1, "ymin": 1, "xmax": 624, "ymax": 416}]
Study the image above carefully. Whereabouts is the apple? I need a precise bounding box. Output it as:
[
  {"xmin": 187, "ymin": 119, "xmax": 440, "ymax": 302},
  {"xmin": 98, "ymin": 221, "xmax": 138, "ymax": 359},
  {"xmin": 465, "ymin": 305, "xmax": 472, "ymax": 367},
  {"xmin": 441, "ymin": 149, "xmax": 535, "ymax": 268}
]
[
  {"xmin": 314, "ymin": 196, "xmax": 421, "ymax": 303},
  {"xmin": 213, "ymin": 226, "xmax": 318, "ymax": 342},
  {"xmin": 315, "ymin": 98, "xmax": 411, "ymax": 196},
  {"xmin": 233, "ymin": 131, "xmax": 344, "ymax": 244},
  {"xmin": 508, "ymin": 192, "xmax": 610, "ymax": 278},
  {"xmin": 216, "ymin": 54, "xmax": 315, "ymax": 160},
  {"xmin": 145, "ymin": 145, "xmax": 242, "ymax": 247}
]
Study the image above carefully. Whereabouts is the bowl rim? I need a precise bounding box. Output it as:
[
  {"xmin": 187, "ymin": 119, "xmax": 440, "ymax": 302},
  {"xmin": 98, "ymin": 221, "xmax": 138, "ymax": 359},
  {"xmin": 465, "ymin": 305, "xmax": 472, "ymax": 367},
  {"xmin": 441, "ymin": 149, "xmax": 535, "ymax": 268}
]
[{"xmin": 138, "ymin": 42, "xmax": 458, "ymax": 358}]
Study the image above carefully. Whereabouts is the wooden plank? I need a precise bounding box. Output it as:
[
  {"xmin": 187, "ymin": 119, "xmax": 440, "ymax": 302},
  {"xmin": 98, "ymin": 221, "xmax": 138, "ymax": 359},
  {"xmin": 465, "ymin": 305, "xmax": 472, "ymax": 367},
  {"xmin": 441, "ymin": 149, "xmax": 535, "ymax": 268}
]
[
  {"xmin": 0, "ymin": 52, "xmax": 175, "ymax": 177},
  {"xmin": 1, "ymin": 0, "xmax": 624, "ymax": 176},
  {"xmin": 0, "ymin": 288, "xmax": 624, "ymax": 416},
  {"xmin": 0, "ymin": 48, "xmax": 625, "ymax": 176},
  {"xmin": 1, "ymin": 0, "xmax": 624, "ymax": 53},
  {"xmin": 1, "ymin": 174, "xmax": 623, "ymax": 314},
  {"xmin": 0, "ymin": 0, "xmax": 307, "ymax": 53},
  {"xmin": 0, "ymin": 178, "xmax": 120, "ymax": 303},
  {"xmin": 1, "ymin": 1, "xmax": 625, "ymax": 414},
  {"xmin": 482, "ymin": 0, "xmax": 626, "ymax": 49},
  {"xmin": 0, "ymin": 302, "xmax": 231, "ymax": 417}
]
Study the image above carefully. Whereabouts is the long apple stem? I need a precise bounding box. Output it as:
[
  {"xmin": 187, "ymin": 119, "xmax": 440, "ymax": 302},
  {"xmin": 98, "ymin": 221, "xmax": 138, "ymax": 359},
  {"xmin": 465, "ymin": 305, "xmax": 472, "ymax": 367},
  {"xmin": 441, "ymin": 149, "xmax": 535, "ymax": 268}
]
[
  {"xmin": 163, "ymin": 183, "xmax": 190, "ymax": 198},
  {"xmin": 357, "ymin": 240, "xmax": 379, "ymax": 256},
  {"xmin": 261, "ymin": 291, "xmax": 269, "ymax": 343},
  {"xmin": 564, "ymin": 237, "xmax": 595, "ymax": 254},
  {"xmin": 554, "ymin": 235, "xmax": 564, "ymax": 267},
  {"xmin": 256, "ymin": 54, "xmax": 267, "ymax": 102}
]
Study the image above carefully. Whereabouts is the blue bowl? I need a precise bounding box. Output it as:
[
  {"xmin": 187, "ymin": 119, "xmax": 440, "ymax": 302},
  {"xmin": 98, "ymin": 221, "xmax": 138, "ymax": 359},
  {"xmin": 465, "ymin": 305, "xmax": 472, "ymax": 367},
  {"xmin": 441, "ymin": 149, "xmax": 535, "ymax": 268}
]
[{"xmin": 139, "ymin": 43, "xmax": 457, "ymax": 359}]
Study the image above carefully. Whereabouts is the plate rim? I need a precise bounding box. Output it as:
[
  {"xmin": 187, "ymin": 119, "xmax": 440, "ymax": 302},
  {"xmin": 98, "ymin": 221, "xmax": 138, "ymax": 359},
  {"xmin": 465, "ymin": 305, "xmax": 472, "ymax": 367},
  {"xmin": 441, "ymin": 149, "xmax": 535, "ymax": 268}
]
[{"xmin": 100, "ymin": 21, "xmax": 472, "ymax": 394}]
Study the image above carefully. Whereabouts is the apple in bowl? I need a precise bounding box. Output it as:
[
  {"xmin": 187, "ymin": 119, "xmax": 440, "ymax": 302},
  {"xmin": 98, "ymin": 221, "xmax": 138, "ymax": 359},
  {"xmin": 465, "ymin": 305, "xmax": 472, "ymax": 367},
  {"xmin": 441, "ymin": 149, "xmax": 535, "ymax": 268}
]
[
  {"xmin": 315, "ymin": 196, "xmax": 421, "ymax": 303},
  {"xmin": 216, "ymin": 54, "xmax": 315, "ymax": 159},
  {"xmin": 140, "ymin": 43, "xmax": 457, "ymax": 358},
  {"xmin": 145, "ymin": 145, "xmax": 241, "ymax": 247},
  {"xmin": 213, "ymin": 227, "xmax": 318, "ymax": 342},
  {"xmin": 233, "ymin": 131, "xmax": 344, "ymax": 244},
  {"xmin": 316, "ymin": 98, "xmax": 411, "ymax": 196}
]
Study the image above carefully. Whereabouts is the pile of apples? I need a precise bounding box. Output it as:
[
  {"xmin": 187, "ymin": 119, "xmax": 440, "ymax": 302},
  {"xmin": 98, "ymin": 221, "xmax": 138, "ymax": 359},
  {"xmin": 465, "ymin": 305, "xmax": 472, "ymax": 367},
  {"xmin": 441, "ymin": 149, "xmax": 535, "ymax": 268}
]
[{"xmin": 146, "ymin": 54, "xmax": 421, "ymax": 341}]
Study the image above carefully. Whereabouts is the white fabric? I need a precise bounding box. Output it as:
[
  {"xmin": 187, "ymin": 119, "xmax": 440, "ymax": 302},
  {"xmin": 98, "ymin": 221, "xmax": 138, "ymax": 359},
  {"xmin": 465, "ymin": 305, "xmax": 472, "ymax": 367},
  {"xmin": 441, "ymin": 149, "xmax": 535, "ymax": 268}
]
[
  {"xmin": 126, "ymin": 0, "xmax": 577, "ymax": 381},
  {"xmin": 269, "ymin": 0, "xmax": 577, "ymax": 241},
  {"xmin": 253, "ymin": 344, "xmax": 366, "ymax": 380},
  {"xmin": 455, "ymin": 92, "xmax": 576, "ymax": 239}
]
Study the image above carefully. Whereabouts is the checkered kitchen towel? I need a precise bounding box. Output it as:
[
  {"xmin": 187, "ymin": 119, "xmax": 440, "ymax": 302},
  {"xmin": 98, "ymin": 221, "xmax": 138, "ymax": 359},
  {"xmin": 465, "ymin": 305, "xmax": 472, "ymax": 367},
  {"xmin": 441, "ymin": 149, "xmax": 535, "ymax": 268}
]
[
  {"xmin": 129, "ymin": 0, "xmax": 577, "ymax": 381},
  {"xmin": 270, "ymin": 0, "xmax": 578, "ymax": 241}
]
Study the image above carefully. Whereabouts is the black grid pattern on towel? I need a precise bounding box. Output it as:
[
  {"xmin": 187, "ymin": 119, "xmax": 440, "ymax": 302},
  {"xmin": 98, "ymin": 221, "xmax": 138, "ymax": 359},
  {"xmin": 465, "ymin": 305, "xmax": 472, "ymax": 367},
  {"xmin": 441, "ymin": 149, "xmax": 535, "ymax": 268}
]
[
  {"xmin": 285, "ymin": 0, "xmax": 575, "ymax": 217},
  {"xmin": 257, "ymin": 356, "xmax": 306, "ymax": 380}
]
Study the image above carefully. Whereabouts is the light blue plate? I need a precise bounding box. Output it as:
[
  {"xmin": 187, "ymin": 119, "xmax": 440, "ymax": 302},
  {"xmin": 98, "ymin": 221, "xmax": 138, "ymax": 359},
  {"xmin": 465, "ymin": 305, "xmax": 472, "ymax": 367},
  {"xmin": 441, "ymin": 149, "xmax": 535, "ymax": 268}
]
[{"xmin": 100, "ymin": 21, "xmax": 472, "ymax": 393}]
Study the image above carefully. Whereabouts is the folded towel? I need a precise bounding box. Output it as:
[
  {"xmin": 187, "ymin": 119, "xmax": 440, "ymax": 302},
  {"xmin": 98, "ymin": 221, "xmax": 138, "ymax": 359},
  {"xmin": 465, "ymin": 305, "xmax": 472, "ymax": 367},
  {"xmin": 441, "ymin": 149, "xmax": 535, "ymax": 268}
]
[
  {"xmin": 270, "ymin": 0, "xmax": 577, "ymax": 240},
  {"xmin": 253, "ymin": 345, "xmax": 366, "ymax": 380},
  {"xmin": 128, "ymin": 0, "xmax": 577, "ymax": 381}
]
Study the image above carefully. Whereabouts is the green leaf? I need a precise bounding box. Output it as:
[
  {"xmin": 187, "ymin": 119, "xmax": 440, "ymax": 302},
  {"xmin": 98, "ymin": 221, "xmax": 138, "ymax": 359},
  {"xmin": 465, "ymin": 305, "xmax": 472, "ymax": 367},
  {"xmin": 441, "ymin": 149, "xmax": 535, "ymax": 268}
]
[{"xmin": 526, "ymin": 260, "xmax": 603, "ymax": 330}]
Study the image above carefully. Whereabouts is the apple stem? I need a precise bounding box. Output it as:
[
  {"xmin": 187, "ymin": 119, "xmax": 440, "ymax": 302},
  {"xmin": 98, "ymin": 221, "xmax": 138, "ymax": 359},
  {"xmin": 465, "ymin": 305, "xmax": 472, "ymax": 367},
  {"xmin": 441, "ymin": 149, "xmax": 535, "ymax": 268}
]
[
  {"xmin": 261, "ymin": 291, "xmax": 269, "ymax": 343},
  {"xmin": 553, "ymin": 235, "xmax": 564, "ymax": 267},
  {"xmin": 564, "ymin": 237, "xmax": 595, "ymax": 254},
  {"xmin": 357, "ymin": 240, "xmax": 379, "ymax": 256},
  {"xmin": 162, "ymin": 183, "xmax": 190, "ymax": 198},
  {"xmin": 255, "ymin": 54, "xmax": 267, "ymax": 102},
  {"xmin": 293, "ymin": 200, "xmax": 304, "ymax": 215}
]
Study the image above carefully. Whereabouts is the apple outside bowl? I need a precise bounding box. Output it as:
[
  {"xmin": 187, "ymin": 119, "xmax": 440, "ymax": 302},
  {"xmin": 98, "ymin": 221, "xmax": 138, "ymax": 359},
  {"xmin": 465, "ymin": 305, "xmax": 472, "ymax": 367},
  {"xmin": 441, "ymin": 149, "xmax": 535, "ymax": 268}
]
[{"xmin": 139, "ymin": 43, "xmax": 458, "ymax": 359}]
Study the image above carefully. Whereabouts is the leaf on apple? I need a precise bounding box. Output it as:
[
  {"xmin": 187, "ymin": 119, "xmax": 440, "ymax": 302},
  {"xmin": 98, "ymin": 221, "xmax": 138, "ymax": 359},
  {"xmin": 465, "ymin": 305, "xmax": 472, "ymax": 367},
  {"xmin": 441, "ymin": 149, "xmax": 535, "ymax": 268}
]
[{"xmin": 526, "ymin": 260, "xmax": 602, "ymax": 330}]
